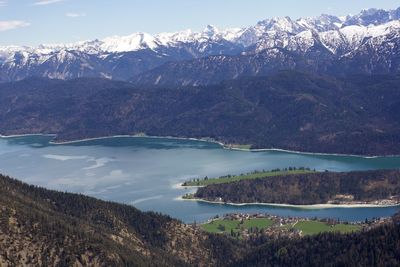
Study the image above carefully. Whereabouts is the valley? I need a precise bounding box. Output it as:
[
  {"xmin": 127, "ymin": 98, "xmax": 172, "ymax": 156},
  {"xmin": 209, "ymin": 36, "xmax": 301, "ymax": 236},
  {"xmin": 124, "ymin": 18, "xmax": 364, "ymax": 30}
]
[{"xmin": 2, "ymin": 3, "xmax": 400, "ymax": 266}]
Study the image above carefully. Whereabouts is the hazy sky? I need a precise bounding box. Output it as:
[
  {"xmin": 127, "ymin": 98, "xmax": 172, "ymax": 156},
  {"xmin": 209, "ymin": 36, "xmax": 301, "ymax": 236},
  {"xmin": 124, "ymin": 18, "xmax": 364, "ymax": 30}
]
[{"xmin": 1, "ymin": 0, "xmax": 400, "ymax": 46}]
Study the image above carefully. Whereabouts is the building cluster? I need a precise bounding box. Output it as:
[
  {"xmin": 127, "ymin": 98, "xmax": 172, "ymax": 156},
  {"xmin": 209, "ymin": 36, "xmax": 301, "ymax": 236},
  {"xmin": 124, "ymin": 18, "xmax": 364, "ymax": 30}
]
[{"xmin": 203, "ymin": 212, "xmax": 392, "ymax": 240}]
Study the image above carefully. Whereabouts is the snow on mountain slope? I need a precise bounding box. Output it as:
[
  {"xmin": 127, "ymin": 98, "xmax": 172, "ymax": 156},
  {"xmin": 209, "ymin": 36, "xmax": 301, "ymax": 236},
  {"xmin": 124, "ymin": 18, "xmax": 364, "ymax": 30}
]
[
  {"xmin": 0, "ymin": 6, "xmax": 399, "ymax": 82},
  {"xmin": 343, "ymin": 8, "xmax": 400, "ymax": 27},
  {"xmin": 2, "ymin": 7, "xmax": 399, "ymax": 55},
  {"xmin": 101, "ymin": 32, "xmax": 159, "ymax": 52}
]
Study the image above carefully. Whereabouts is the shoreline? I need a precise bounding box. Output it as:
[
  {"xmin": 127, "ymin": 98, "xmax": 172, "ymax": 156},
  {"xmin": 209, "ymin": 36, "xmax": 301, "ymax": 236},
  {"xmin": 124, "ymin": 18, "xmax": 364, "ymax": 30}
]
[
  {"xmin": 49, "ymin": 134, "xmax": 226, "ymax": 147},
  {"xmin": 177, "ymin": 196, "xmax": 400, "ymax": 209},
  {"xmin": 173, "ymin": 182, "xmax": 204, "ymax": 189},
  {"xmin": 0, "ymin": 132, "xmax": 398, "ymax": 158},
  {"xmin": 225, "ymin": 147, "xmax": 383, "ymax": 159},
  {"xmin": 0, "ymin": 133, "xmax": 57, "ymax": 139}
]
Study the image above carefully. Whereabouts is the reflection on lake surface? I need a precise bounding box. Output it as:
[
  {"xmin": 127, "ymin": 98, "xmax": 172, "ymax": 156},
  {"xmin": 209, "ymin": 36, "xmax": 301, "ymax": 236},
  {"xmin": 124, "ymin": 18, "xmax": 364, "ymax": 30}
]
[{"xmin": 0, "ymin": 135, "xmax": 399, "ymax": 223}]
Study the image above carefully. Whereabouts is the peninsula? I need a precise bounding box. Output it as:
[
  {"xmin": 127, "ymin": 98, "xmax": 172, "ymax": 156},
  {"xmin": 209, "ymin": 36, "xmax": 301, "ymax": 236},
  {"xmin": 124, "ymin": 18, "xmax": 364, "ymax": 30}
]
[
  {"xmin": 185, "ymin": 169, "xmax": 400, "ymax": 206},
  {"xmin": 182, "ymin": 167, "xmax": 314, "ymax": 187}
]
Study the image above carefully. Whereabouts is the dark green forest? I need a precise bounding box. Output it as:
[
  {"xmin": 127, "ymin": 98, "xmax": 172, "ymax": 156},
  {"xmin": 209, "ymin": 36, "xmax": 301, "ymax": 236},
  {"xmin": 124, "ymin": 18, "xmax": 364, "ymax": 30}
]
[
  {"xmin": 1, "ymin": 71, "xmax": 400, "ymax": 155},
  {"xmin": 195, "ymin": 169, "xmax": 400, "ymax": 205},
  {"xmin": 232, "ymin": 218, "xmax": 400, "ymax": 267}
]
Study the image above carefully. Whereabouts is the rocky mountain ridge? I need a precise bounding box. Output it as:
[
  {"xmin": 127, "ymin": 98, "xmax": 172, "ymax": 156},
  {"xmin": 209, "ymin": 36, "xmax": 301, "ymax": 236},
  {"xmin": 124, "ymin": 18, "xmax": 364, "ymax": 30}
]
[{"xmin": 1, "ymin": 7, "xmax": 400, "ymax": 83}]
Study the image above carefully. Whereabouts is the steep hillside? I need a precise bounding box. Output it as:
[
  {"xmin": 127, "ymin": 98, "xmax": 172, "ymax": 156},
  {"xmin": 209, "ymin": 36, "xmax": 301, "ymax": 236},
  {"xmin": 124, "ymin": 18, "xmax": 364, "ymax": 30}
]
[
  {"xmin": 0, "ymin": 174, "xmax": 241, "ymax": 266},
  {"xmin": 231, "ymin": 220, "xmax": 400, "ymax": 267}
]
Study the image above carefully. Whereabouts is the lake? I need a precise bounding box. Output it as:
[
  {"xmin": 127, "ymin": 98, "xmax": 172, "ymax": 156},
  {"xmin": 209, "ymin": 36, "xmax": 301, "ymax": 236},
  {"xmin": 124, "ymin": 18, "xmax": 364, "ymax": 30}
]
[{"xmin": 0, "ymin": 135, "xmax": 399, "ymax": 223}]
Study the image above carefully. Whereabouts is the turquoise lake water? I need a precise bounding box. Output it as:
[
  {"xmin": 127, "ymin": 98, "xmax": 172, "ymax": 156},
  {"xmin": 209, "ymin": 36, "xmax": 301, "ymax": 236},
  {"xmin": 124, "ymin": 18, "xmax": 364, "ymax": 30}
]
[{"xmin": 0, "ymin": 135, "xmax": 399, "ymax": 223}]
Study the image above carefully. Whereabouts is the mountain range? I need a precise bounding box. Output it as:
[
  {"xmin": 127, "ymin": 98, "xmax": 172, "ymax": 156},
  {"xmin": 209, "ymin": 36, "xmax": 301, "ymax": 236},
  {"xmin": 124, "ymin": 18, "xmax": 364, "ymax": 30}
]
[{"xmin": 1, "ymin": 7, "xmax": 400, "ymax": 84}]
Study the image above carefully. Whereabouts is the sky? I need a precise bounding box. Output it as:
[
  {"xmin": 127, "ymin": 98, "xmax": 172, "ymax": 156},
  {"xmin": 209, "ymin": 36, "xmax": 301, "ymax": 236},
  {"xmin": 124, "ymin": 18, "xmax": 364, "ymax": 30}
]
[{"xmin": 1, "ymin": 0, "xmax": 400, "ymax": 46}]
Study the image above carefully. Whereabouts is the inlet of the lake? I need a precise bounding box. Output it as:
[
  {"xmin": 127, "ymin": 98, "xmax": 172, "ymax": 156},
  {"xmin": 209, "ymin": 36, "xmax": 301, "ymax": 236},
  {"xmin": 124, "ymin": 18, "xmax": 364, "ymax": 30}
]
[{"xmin": 1, "ymin": 135, "xmax": 399, "ymax": 223}]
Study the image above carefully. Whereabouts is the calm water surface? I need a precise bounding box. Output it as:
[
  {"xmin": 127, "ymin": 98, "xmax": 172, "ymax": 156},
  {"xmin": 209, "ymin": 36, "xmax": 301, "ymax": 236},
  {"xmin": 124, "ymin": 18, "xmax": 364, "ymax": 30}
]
[{"xmin": 0, "ymin": 135, "xmax": 399, "ymax": 223}]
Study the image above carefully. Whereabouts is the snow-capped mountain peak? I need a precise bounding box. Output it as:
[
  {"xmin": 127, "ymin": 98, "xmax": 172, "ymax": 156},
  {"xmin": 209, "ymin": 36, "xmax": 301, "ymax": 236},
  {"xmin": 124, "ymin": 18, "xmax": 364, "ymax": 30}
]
[
  {"xmin": 203, "ymin": 25, "xmax": 219, "ymax": 36},
  {"xmin": 2, "ymin": 6, "xmax": 399, "ymax": 55},
  {"xmin": 0, "ymin": 6, "xmax": 400, "ymax": 82},
  {"xmin": 156, "ymin": 29, "xmax": 194, "ymax": 45},
  {"xmin": 343, "ymin": 7, "xmax": 400, "ymax": 27},
  {"xmin": 100, "ymin": 32, "xmax": 159, "ymax": 52}
]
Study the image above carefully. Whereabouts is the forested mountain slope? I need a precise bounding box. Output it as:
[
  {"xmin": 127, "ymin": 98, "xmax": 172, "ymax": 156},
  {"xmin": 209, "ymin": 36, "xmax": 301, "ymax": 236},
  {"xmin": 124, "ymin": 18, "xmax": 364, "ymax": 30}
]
[
  {"xmin": 231, "ymin": 218, "xmax": 400, "ymax": 267},
  {"xmin": 0, "ymin": 174, "xmax": 241, "ymax": 266},
  {"xmin": 1, "ymin": 72, "xmax": 400, "ymax": 155}
]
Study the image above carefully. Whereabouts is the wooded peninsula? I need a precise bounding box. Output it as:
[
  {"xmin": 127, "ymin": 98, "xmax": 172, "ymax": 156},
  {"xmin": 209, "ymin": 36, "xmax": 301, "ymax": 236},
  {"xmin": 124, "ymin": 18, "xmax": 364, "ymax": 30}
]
[{"xmin": 192, "ymin": 169, "xmax": 400, "ymax": 206}]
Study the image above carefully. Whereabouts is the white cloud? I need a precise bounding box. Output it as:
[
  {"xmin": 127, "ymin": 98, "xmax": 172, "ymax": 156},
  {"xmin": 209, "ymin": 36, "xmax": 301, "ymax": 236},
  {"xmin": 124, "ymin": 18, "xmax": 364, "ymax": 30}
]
[
  {"xmin": 33, "ymin": 0, "xmax": 64, "ymax": 6},
  {"xmin": 66, "ymin": 12, "xmax": 86, "ymax": 18},
  {"xmin": 0, "ymin": 1, "xmax": 7, "ymax": 7},
  {"xmin": 0, "ymin": 20, "xmax": 30, "ymax": 32}
]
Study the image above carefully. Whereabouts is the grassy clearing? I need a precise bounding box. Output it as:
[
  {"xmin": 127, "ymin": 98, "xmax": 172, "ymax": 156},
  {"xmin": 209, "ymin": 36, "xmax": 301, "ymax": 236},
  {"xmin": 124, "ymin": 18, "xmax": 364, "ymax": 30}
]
[
  {"xmin": 183, "ymin": 168, "xmax": 315, "ymax": 186},
  {"xmin": 243, "ymin": 218, "xmax": 274, "ymax": 229},
  {"xmin": 201, "ymin": 218, "xmax": 362, "ymax": 237},
  {"xmin": 294, "ymin": 221, "xmax": 361, "ymax": 235},
  {"xmin": 201, "ymin": 219, "xmax": 240, "ymax": 233},
  {"xmin": 226, "ymin": 144, "xmax": 252, "ymax": 150}
]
